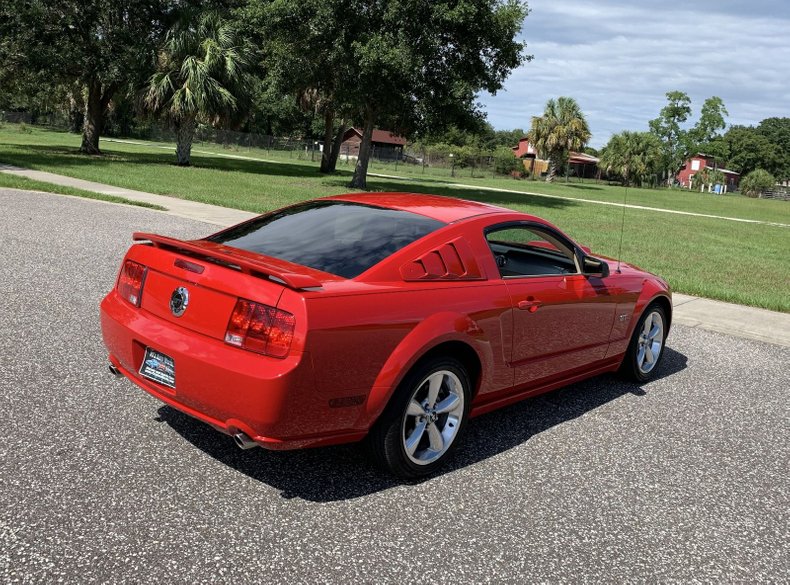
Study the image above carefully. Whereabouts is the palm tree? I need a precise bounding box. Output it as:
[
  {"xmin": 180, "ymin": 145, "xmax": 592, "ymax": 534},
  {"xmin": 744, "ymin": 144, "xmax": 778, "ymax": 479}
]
[
  {"xmin": 528, "ymin": 97, "xmax": 591, "ymax": 182},
  {"xmin": 598, "ymin": 131, "xmax": 662, "ymax": 187},
  {"xmin": 143, "ymin": 12, "xmax": 249, "ymax": 166}
]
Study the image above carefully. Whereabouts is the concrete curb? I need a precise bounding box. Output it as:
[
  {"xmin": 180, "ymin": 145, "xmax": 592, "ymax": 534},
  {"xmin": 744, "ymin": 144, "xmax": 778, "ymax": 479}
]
[
  {"xmin": 2, "ymin": 165, "xmax": 788, "ymax": 348},
  {"xmin": 0, "ymin": 163, "xmax": 255, "ymax": 226},
  {"xmin": 672, "ymin": 294, "xmax": 790, "ymax": 347}
]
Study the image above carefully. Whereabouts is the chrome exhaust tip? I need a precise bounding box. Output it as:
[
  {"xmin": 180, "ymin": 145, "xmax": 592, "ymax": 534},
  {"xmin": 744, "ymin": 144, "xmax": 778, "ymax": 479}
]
[
  {"xmin": 233, "ymin": 432, "xmax": 258, "ymax": 450},
  {"xmin": 108, "ymin": 364, "xmax": 123, "ymax": 378}
]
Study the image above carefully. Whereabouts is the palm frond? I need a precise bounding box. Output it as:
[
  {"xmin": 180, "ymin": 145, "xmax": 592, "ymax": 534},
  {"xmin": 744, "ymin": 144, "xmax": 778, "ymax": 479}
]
[{"xmin": 143, "ymin": 10, "xmax": 250, "ymax": 125}]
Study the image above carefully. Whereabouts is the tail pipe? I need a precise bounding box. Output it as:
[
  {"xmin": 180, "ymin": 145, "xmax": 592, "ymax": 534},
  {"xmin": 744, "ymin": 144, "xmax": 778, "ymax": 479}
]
[
  {"xmin": 108, "ymin": 364, "xmax": 123, "ymax": 378},
  {"xmin": 233, "ymin": 432, "xmax": 259, "ymax": 450}
]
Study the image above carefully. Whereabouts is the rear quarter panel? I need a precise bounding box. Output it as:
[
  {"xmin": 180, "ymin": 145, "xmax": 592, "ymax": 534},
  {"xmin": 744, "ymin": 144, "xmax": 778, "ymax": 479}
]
[{"xmin": 304, "ymin": 282, "xmax": 514, "ymax": 430}]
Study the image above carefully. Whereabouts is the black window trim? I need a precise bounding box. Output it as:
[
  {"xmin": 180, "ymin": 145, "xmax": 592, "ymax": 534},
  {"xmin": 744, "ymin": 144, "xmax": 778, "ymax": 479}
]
[
  {"xmin": 204, "ymin": 199, "xmax": 447, "ymax": 279},
  {"xmin": 483, "ymin": 220, "xmax": 584, "ymax": 279}
]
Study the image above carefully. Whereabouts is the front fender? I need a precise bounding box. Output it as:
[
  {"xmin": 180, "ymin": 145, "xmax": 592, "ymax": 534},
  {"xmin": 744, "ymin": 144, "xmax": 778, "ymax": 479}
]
[
  {"xmin": 363, "ymin": 311, "xmax": 493, "ymax": 422},
  {"xmin": 632, "ymin": 278, "xmax": 673, "ymax": 334}
]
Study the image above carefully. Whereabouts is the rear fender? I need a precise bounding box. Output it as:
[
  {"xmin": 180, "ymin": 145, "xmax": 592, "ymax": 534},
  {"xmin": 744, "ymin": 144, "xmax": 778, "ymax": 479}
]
[{"xmin": 364, "ymin": 312, "xmax": 493, "ymax": 421}]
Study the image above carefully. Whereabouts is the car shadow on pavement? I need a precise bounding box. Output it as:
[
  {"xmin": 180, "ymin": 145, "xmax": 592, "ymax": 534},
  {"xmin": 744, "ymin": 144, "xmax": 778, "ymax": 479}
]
[{"xmin": 157, "ymin": 346, "xmax": 687, "ymax": 502}]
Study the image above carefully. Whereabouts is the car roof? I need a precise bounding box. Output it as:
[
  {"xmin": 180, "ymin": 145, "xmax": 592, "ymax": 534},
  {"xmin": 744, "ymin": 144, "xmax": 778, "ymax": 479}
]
[{"xmin": 323, "ymin": 192, "xmax": 513, "ymax": 223}]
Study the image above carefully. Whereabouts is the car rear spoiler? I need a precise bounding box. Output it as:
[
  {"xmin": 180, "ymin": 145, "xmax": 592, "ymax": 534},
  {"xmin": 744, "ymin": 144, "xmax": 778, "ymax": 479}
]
[{"xmin": 132, "ymin": 232, "xmax": 324, "ymax": 291}]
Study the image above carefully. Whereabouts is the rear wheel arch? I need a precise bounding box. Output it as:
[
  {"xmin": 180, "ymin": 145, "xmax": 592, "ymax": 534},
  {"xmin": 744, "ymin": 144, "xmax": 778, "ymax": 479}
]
[
  {"xmin": 367, "ymin": 354, "xmax": 473, "ymax": 478},
  {"xmin": 365, "ymin": 313, "xmax": 490, "ymax": 422},
  {"xmin": 413, "ymin": 340, "xmax": 482, "ymax": 400}
]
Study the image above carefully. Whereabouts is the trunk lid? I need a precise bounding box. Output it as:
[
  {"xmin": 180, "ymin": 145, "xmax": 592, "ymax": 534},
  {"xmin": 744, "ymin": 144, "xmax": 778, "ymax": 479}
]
[{"xmin": 125, "ymin": 233, "xmax": 325, "ymax": 342}]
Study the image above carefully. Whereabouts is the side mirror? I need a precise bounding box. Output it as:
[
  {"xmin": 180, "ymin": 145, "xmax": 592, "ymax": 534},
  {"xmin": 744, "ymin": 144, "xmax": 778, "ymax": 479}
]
[{"xmin": 583, "ymin": 256, "xmax": 610, "ymax": 278}]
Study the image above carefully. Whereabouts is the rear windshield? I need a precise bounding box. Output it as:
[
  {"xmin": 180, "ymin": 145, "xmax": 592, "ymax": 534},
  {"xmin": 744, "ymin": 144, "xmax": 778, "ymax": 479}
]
[{"xmin": 206, "ymin": 201, "xmax": 446, "ymax": 278}]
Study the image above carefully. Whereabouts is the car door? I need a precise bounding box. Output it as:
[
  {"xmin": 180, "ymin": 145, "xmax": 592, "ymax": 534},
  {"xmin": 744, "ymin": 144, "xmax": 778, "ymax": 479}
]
[{"xmin": 485, "ymin": 222, "xmax": 617, "ymax": 388}]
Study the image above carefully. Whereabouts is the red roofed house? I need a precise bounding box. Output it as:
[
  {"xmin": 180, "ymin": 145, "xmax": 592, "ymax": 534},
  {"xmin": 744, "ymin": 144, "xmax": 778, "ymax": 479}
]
[
  {"xmin": 512, "ymin": 136, "xmax": 539, "ymax": 159},
  {"xmin": 677, "ymin": 154, "xmax": 740, "ymax": 192},
  {"xmin": 566, "ymin": 150, "xmax": 600, "ymax": 179},
  {"xmin": 341, "ymin": 128, "xmax": 407, "ymax": 161},
  {"xmin": 512, "ymin": 137, "xmax": 599, "ymax": 179}
]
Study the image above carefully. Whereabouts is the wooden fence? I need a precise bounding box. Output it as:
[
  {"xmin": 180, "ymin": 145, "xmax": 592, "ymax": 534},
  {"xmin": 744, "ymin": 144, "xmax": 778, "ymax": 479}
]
[{"xmin": 760, "ymin": 189, "xmax": 790, "ymax": 201}]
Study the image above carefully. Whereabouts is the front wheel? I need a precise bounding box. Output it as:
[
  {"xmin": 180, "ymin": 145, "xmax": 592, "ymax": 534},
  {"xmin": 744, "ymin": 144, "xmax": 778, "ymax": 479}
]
[
  {"xmin": 620, "ymin": 304, "xmax": 668, "ymax": 382},
  {"xmin": 368, "ymin": 357, "xmax": 471, "ymax": 479}
]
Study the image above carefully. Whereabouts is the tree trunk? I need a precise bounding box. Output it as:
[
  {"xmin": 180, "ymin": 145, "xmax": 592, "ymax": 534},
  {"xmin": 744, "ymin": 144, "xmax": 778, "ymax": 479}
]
[
  {"xmin": 319, "ymin": 109, "xmax": 334, "ymax": 173},
  {"xmin": 175, "ymin": 117, "xmax": 196, "ymax": 166},
  {"xmin": 326, "ymin": 121, "xmax": 347, "ymax": 173},
  {"xmin": 319, "ymin": 109, "xmax": 348, "ymax": 174},
  {"xmin": 68, "ymin": 91, "xmax": 84, "ymax": 134},
  {"xmin": 80, "ymin": 82, "xmax": 103, "ymax": 154},
  {"xmin": 80, "ymin": 81, "xmax": 115, "ymax": 154},
  {"xmin": 349, "ymin": 110, "xmax": 375, "ymax": 189},
  {"xmin": 545, "ymin": 154, "xmax": 558, "ymax": 182}
]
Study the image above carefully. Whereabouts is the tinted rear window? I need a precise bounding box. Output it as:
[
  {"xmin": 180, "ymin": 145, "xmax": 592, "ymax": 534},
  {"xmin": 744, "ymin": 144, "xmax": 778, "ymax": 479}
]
[{"xmin": 206, "ymin": 201, "xmax": 446, "ymax": 278}]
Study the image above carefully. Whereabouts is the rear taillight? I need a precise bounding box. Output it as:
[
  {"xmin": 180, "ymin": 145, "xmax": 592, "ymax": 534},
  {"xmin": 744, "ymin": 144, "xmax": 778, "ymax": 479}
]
[
  {"xmin": 117, "ymin": 260, "xmax": 147, "ymax": 307},
  {"xmin": 225, "ymin": 299, "xmax": 295, "ymax": 358}
]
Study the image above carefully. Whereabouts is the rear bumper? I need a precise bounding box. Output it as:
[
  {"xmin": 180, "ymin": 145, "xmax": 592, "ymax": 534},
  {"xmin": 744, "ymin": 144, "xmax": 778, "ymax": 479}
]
[{"xmin": 100, "ymin": 291, "xmax": 366, "ymax": 450}]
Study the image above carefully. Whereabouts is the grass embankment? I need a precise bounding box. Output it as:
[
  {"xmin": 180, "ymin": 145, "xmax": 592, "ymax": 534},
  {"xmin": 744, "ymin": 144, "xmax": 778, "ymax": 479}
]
[{"xmin": 1, "ymin": 125, "xmax": 788, "ymax": 312}]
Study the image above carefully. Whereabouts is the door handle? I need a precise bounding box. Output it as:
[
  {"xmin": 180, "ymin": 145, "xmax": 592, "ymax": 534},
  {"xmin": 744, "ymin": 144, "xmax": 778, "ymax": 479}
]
[{"xmin": 517, "ymin": 299, "xmax": 542, "ymax": 312}]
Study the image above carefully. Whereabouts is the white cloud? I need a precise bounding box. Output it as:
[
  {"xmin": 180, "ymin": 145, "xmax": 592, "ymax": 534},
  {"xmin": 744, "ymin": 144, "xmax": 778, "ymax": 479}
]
[{"xmin": 480, "ymin": 0, "xmax": 790, "ymax": 147}]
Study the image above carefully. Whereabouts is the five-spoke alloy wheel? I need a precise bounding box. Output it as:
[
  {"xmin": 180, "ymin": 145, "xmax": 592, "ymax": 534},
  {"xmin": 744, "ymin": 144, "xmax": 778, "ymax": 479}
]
[
  {"xmin": 621, "ymin": 303, "xmax": 668, "ymax": 382},
  {"xmin": 401, "ymin": 369, "xmax": 465, "ymax": 466},
  {"xmin": 369, "ymin": 357, "xmax": 471, "ymax": 479}
]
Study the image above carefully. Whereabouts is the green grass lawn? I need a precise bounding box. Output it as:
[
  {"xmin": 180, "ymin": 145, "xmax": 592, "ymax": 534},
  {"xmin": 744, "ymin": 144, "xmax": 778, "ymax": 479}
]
[
  {"xmin": 1, "ymin": 124, "xmax": 789, "ymax": 312},
  {"xmin": 127, "ymin": 134, "xmax": 790, "ymax": 225},
  {"xmin": 0, "ymin": 169, "xmax": 165, "ymax": 209}
]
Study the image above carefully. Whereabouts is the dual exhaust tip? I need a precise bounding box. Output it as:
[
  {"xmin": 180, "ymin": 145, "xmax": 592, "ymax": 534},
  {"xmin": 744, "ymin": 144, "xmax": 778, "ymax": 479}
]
[
  {"xmin": 233, "ymin": 432, "xmax": 259, "ymax": 450},
  {"xmin": 108, "ymin": 362, "xmax": 258, "ymax": 451}
]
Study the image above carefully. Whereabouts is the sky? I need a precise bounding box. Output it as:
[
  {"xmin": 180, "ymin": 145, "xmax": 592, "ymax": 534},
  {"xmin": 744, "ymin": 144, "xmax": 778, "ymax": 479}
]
[{"xmin": 478, "ymin": 0, "xmax": 790, "ymax": 148}]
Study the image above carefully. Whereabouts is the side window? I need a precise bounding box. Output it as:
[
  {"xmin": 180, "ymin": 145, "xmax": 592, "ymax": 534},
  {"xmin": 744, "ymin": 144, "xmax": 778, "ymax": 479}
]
[{"xmin": 486, "ymin": 224, "xmax": 579, "ymax": 278}]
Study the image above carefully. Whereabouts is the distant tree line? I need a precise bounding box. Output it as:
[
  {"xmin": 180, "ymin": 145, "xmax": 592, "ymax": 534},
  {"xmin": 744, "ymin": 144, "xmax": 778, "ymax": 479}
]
[
  {"xmin": 0, "ymin": 0, "xmax": 531, "ymax": 189},
  {"xmin": 707, "ymin": 118, "xmax": 790, "ymax": 183},
  {"xmin": 599, "ymin": 91, "xmax": 789, "ymax": 189},
  {"xmin": 2, "ymin": 2, "xmax": 786, "ymax": 193}
]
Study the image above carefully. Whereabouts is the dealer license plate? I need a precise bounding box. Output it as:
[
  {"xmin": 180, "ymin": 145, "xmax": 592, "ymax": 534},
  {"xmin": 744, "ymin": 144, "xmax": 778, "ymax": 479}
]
[{"xmin": 139, "ymin": 348, "xmax": 176, "ymax": 389}]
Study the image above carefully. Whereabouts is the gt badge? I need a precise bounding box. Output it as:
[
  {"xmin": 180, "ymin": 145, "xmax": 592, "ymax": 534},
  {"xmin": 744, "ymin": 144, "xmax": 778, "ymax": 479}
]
[{"xmin": 170, "ymin": 287, "xmax": 189, "ymax": 317}]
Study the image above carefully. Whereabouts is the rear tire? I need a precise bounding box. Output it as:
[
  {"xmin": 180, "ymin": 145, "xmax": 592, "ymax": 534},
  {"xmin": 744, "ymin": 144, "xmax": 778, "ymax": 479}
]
[
  {"xmin": 368, "ymin": 356, "xmax": 471, "ymax": 479},
  {"xmin": 620, "ymin": 303, "xmax": 668, "ymax": 382}
]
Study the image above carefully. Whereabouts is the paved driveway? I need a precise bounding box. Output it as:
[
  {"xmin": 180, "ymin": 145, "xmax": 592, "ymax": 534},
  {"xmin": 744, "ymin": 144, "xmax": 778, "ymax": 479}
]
[{"xmin": 1, "ymin": 190, "xmax": 787, "ymax": 583}]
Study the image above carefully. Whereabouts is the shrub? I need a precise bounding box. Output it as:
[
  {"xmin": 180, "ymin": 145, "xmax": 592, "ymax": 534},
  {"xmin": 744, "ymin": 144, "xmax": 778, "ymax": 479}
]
[
  {"xmin": 740, "ymin": 169, "xmax": 776, "ymax": 197},
  {"xmin": 492, "ymin": 146, "xmax": 522, "ymax": 177},
  {"xmin": 17, "ymin": 122, "xmax": 33, "ymax": 134}
]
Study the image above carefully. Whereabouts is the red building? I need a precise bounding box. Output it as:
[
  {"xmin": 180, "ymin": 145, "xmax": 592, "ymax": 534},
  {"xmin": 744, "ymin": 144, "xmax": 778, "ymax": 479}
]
[
  {"xmin": 512, "ymin": 137, "xmax": 539, "ymax": 159},
  {"xmin": 512, "ymin": 138, "xmax": 599, "ymax": 179},
  {"xmin": 340, "ymin": 128, "xmax": 407, "ymax": 160},
  {"xmin": 677, "ymin": 154, "xmax": 740, "ymax": 191}
]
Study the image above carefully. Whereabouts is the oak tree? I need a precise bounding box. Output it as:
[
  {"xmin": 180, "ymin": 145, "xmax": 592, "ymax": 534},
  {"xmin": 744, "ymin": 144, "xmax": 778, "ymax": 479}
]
[
  {"xmin": 243, "ymin": 0, "xmax": 529, "ymax": 188},
  {"xmin": 0, "ymin": 0, "xmax": 174, "ymax": 154}
]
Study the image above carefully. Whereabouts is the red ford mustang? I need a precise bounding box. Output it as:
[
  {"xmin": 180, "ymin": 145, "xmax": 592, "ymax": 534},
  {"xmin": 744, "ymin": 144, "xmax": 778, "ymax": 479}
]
[{"xmin": 101, "ymin": 193, "xmax": 671, "ymax": 478}]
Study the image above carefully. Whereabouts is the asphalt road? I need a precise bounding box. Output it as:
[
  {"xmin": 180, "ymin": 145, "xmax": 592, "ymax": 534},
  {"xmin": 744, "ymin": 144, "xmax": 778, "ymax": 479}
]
[{"xmin": 1, "ymin": 189, "xmax": 788, "ymax": 583}]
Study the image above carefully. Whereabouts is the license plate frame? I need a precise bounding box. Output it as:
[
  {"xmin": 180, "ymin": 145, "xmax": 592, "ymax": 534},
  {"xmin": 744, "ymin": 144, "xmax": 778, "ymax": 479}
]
[{"xmin": 139, "ymin": 347, "xmax": 176, "ymax": 389}]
